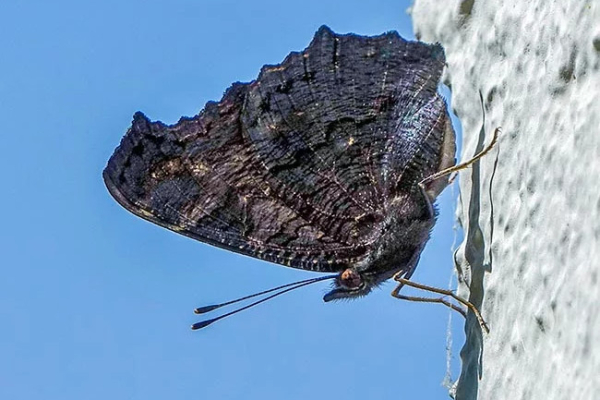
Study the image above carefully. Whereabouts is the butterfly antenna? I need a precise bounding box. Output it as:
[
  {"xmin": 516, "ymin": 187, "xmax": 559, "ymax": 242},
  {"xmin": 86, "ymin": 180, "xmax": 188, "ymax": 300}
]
[{"xmin": 191, "ymin": 275, "xmax": 337, "ymax": 330}]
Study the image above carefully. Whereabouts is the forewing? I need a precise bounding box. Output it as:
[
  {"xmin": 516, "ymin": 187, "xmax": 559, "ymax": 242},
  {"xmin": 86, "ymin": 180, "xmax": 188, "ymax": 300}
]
[{"xmin": 103, "ymin": 26, "xmax": 449, "ymax": 272}]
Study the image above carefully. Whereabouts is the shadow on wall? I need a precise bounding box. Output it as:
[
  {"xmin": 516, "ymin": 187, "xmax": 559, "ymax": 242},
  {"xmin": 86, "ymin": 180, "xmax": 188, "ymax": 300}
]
[{"xmin": 455, "ymin": 97, "xmax": 499, "ymax": 400}]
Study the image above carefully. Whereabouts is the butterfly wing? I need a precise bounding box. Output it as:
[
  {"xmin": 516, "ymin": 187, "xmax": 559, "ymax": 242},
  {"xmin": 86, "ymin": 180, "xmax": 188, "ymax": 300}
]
[{"xmin": 103, "ymin": 26, "xmax": 449, "ymax": 273}]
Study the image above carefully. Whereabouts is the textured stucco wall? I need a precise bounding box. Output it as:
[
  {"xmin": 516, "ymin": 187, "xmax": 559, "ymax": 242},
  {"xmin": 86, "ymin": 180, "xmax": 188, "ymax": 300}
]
[{"xmin": 410, "ymin": 1, "xmax": 600, "ymax": 399}]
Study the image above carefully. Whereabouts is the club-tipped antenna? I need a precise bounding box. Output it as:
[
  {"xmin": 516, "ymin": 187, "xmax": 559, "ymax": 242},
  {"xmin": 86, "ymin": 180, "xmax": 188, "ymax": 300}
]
[
  {"xmin": 193, "ymin": 275, "xmax": 336, "ymax": 314},
  {"xmin": 191, "ymin": 274, "xmax": 337, "ymax": 330}
]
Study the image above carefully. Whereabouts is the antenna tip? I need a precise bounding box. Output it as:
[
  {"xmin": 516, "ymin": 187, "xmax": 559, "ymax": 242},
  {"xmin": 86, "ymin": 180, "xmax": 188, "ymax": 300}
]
[
  {"xmin": 194, "ymin": 304, "xmax": 220, "ymax": 314},
  {"xmin": 191, "ymin": 319, "xmax": 216, "ymax": 330}
]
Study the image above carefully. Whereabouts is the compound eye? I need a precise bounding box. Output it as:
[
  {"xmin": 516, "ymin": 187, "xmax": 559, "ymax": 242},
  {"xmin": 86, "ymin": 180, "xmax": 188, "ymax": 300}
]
[{"xmin": 340, "ymin": 268, "xmax": 362, "ymax": 289}]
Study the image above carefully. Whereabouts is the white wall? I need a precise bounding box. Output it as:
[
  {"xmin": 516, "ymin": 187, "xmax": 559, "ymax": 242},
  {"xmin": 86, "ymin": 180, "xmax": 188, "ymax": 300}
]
[{"xmin": 410, "ymin": 1, "xmax": 600, "ymax": 399}]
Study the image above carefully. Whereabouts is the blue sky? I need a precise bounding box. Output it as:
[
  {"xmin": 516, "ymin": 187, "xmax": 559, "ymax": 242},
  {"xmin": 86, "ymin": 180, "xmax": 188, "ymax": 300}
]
[{"xmin": 0, "ymin": 1, "xmax": 467, "ymax": 399}]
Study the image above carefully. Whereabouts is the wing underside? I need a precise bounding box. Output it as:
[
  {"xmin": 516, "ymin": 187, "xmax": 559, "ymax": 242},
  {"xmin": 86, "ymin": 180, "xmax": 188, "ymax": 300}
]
[{"xmin": 103, "ymin": 26, "xmax": 451, "ymax": 273}]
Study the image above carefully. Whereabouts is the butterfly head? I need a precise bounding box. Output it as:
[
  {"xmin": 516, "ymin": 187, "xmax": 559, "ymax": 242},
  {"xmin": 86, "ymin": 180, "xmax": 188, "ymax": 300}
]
[{"xmin": 323, "ymin": 268, "xmax": 377, "ymax": 301}]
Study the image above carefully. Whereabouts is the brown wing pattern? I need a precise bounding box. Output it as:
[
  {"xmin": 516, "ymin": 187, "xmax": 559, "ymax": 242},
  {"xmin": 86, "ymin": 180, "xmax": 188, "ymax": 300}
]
[{"xmin": 103, "ymin": 26, "xmax": 449, "ymax": 272}]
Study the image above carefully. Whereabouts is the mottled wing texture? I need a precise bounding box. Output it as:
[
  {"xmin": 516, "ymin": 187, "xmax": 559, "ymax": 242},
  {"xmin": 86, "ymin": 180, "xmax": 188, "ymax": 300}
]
[{"xmin": 103, "ymin": 26, "xmax": 450, "ymax": 273}]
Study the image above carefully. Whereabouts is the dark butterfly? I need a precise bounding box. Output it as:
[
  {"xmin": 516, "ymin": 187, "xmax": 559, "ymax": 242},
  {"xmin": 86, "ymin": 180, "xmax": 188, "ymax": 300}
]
[{"xmin": 103, "ymin": 26, "xmax": 493, "ymax": 330}]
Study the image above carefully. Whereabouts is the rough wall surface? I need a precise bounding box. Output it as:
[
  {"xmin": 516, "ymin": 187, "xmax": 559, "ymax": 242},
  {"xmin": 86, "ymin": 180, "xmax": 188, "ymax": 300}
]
[{"xmin": 410, "ymin": 1, "xmax": 600, "ymax": 399}]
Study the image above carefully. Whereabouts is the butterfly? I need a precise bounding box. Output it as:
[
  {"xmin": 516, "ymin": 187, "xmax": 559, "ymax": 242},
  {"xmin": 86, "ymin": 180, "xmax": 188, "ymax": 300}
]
[{"xmin": 103, "ymin": 25, "xmax": 493, "ymax": 330}]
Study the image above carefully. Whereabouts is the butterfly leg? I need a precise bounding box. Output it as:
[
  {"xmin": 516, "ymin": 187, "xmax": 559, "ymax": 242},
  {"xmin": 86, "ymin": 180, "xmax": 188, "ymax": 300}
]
[
  {"xmin": 420, "ymin": 127, "xmax": 500, "ymax": 190},
  {"xmin": 392, "ymin": 274, "xmax": 489, "ymax": 333},
  {"xmin": 416, "ymin": 128, "xmax": 499, "ymax": 221},
  {"xmin": 397, "ymin": 129, "xmax": 498, "ymax": 332},
  {"xmin": 390, "ymin": 290, "xmax": 467, "ymax": 318}
]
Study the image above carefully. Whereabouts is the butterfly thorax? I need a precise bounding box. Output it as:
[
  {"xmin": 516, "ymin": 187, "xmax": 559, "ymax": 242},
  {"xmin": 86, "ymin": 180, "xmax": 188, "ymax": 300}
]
[{"xmin": 323, "ymin": 191, "xmax": 435, "ymax": 301}]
